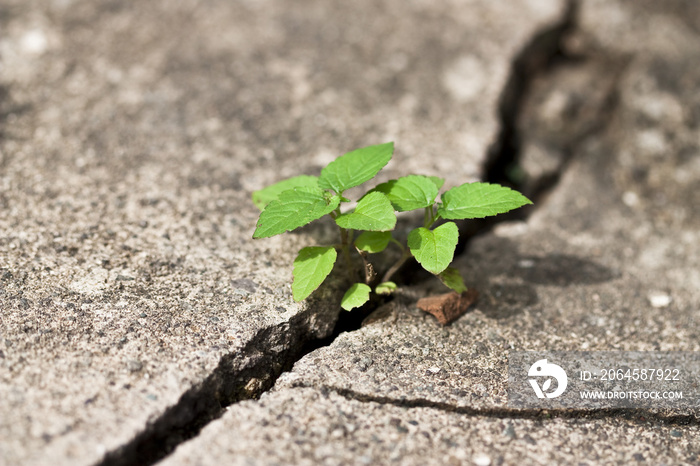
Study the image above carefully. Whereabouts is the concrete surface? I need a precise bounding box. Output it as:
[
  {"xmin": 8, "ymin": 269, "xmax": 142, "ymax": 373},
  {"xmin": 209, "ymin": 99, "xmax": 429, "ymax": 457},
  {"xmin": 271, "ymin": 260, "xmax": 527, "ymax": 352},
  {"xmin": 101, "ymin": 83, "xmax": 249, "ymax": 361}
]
[
  {"xmin": 162, "ymin": 1, "xmax": 700, "ymax": 465},
  {"xmin": 0, "ymin": 0, "xmax": 566, "ymax": 464},
  {"xmin": 163, "ymin": 387, "xmax": 699, "ymax": 466}
]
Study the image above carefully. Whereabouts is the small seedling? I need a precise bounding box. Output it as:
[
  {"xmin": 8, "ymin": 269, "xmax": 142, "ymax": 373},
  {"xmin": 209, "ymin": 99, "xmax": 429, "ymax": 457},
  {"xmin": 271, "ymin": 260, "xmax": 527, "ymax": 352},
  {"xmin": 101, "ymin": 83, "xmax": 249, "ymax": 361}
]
[{"xmin": 252, "ymin": 142, "xmax": 531, "ymax": 311}]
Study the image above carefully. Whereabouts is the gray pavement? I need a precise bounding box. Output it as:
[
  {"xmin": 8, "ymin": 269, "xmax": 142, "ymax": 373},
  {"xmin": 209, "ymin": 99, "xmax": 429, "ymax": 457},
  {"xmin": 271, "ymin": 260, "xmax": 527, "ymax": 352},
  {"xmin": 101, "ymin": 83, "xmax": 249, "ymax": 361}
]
[
  {"xmin": 165, "ymin": 0, "xmax": 700, "ymax": 464},
  {"xmin": 2, "ymin": 0, "xmax": 699, "ymax": 465},
  {"xmin": 164, "ymin": 387, "xmax": 698, "ymax": 466},
  {"xmin": 0, "ymin": 0, "xmax": 564, "ymax": 464}
]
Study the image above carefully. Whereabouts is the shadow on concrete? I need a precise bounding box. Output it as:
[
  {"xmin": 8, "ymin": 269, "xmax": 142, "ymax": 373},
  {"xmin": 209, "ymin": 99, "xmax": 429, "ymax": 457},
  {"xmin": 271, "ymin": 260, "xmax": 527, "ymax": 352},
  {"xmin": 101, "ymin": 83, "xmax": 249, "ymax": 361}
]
[
  {"xmin": 515, "ymin": 253, "xmax": 618, "ymax": 286},
  {"xmin": 477, "ymin": 282, "xmax": 539, "ymax": 320},
  {"xmin": 462, "ymin": 237, "xmax": 618, "ymax": 319}
]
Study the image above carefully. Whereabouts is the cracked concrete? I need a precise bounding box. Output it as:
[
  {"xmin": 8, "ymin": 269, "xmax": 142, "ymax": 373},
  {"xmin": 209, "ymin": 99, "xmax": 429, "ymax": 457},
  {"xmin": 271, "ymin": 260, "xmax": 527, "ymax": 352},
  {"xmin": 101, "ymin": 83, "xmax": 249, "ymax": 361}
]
[
  {"xmin": 2, "ymin": 0, "xmax": 698, "ymax": 465},
  {"xmin": 0, "ymin": 0, "xmax": 569, "ymax": 465},
  {"xmin": 162, "ymin": 1, "xmax": 700, "ymax": 465},
  {"xmin": 162, "ymin": 387, "xmax": 699, "ymax": 466}
]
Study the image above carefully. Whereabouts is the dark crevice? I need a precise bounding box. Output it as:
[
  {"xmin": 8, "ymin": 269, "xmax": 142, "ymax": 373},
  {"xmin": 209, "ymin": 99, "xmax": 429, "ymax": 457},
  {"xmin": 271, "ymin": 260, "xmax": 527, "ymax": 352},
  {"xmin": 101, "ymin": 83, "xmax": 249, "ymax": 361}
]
[
  {"xmin": 316, "ymin": 385, "xmax": 700, "ymax": 426},
  {"xmin": 456, "ymin": 0, "xmax": 579, "ymax": 241},
  {"xmin": 97, "ymin": 308, "xmax": 335, "ymax": 466},
  {"xmin": 99, "ymin": 3, "xmax": 585, "ymax": 465},
  {"xmin": 484, "ymin": 0, "xmax": 578, "ymax": 192},
  {"xmin": 314, "ymin": 0, "xmax": 581, "ymax": 338}
]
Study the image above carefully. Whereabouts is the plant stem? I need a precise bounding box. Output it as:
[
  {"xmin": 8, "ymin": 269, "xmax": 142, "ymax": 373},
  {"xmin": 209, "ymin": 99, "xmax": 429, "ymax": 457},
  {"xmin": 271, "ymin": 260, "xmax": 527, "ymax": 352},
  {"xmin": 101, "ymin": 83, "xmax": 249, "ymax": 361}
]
[
  {"xmin": 424, "ymin": 205, "xmax": 439, "ymax": 229},
  {"xmin": 355, "ymin": 246, "xmax": 376, "ymax": 284},
  {"xmin": 382, "ymin": 249, "xmax": 412, "ymax": 284},
  {"xmin": 390, "ymin": 237, "xmax": 406, "ymax": 253},
  {"xmin": 339, "ymin": 227, "xmax": 358, "ymax": 281},
  {"xmin": 332, "ymin": 208, "xmax": 357, "ymax": 280}
]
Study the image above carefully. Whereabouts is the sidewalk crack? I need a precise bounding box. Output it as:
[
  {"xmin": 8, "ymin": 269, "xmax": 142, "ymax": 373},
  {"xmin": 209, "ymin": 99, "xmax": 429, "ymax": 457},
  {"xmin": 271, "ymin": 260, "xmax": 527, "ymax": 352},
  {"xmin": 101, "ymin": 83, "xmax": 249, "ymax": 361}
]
[{"xmin": 312, "ymin": 383, "xmax": 700, "ymax": 427}]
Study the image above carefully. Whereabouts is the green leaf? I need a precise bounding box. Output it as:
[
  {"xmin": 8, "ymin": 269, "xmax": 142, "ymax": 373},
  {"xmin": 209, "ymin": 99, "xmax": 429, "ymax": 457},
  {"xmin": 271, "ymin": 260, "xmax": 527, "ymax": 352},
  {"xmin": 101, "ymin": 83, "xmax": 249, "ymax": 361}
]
[
  {"xmin": 355, "ymin": 231, "xmax": 392, "ymax": 253},
  {"xmin": 340, "ymin": 283, "xmax": 372, "ymax": 310},
  {"xmin": 253, "ymin": 187, "xmax": 340, "ymax": 239},
  {"xmin": 375, "ymin": 282, "xmax": 397, "ymax": 295},
  {"xmin": 407, "ymin": 221, "xmax": 459, "ymax": 274},
  {"xmin": 438, "ymin": 267, "xmax": 468, "ymax": 293},
  {"xmin": 252, "ymin": 175, "xmax": 319, "ymax": 210},
  {"xmin": 372, "ymin": 175, "xmax": 439, "ymax": 212},
  {"xmin": 335, "ymin": 192, "xmax": 396, "ymax": 231},
  {"xmin": 319, "ymin": 142, "xmax": 394, "ymax": 194},
  {"xmin": 437, "ymin": 182, "xmax": 532, "ymax": 220},
  {"xmin": 292, "ymin": 247, "xmax": 337, "ymax": 301},
  {"xmin": 428, "ymin": 176, "xmax": 445, "ymax": 190}
]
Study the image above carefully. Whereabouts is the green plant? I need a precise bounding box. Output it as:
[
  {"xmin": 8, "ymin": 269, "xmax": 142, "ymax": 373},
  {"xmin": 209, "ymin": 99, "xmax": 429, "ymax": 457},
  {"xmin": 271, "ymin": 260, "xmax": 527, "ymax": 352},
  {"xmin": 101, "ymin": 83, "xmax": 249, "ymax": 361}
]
[{"xmin": 252, "ymin": 142, "xmax": 531, "ymax": 310}]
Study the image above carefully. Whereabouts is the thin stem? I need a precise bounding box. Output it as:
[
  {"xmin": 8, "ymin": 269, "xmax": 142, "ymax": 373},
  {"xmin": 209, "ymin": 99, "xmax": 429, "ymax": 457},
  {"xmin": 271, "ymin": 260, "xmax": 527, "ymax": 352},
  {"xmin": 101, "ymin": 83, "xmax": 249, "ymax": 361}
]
[
  {"xmin": 355, "ymin": 246, "xmax": 377, "ymax": 284},
  {"xmin": 390, "ymin": 237, "xmax": 406, "ymax": 253},
  {"xmin": 339, "ymin": 227, "xmax": 353, "ymax": 273},
  {"xmin": 382, "ymin": 249, "xmax": 412, "ymax": 284},
  {"xmin": 423, "ymin": 205, "xmax": 439, "ymax": 228},
  {"xmin": 424, "ymin": 205, "xmax": 439, "ymax": 229},
  {"xmin": 334, "ymin": 204, "xmax": 359, "ymax": 281}
]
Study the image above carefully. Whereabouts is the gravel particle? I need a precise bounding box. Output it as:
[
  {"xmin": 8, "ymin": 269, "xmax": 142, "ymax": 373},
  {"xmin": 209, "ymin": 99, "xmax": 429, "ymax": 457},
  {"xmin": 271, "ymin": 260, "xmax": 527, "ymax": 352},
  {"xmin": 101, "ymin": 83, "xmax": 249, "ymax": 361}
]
[
  {"xmin": 503, "ymin": 423, "xmax": 516, "ymax": 439},
  {"xmin": 358, "ymin": 357, "xmax": 373, "ymax": 372},
  {"xmin": 127, "ymin": 360, "xmax": 143, "ymax": 372},
  {"xmin": 648, "ymin": 292, "xmax": 671, "ymax": 308},
  {"xmin": 21, "ymin": 29, "xmax": 48, "ymax": 55}
]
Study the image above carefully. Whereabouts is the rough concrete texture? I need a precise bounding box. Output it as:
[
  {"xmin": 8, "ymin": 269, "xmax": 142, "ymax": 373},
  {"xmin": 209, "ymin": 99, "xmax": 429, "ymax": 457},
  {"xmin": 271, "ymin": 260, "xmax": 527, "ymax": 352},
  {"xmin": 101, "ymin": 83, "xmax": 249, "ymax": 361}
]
[
  {"xmin": 163, "ymin": 1, "xmax": 700, "ymax": 465},
  {"xmin": 229, "ymin": 0, "xmax": 700, "ymax": 410},
  {"xmin": 163, "ymin": 387, "xmax": 699, "ymax": 466},
  {"xmin": 0, "ymin": 0, "xmax": 566, "ymax": 464}
]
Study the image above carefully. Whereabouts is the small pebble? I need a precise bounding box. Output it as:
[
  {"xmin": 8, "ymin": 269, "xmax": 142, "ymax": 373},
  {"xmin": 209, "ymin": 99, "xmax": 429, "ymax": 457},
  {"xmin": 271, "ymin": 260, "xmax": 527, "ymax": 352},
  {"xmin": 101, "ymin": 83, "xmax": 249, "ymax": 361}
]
[
  {"xmin": 473, "ymin": 453, "xmax": 491, "ymax": 466},
  {"xmin": 503, "ymin": 423, "xmax": 516, "ymax": 439},
  {"xmin": 648, "ymin": 292, "xmax": 671, "ymax": 308},
  {"xmin": 21, "ymin": 29, "xmax": 48, "ymax": 54},
  {"xmin": 622, "ymin": 191, "xmax": 639, "ymax": 207},
  {"xmin": 518, "ymin": 259, "xmax": 535, "ymax": 268},
  {"xmin": 358, "ymin": 357, "xmax": 373, "ymax": 372},
  {"xmin": 127, "ymin": 360, "xmax": 143, "ymax": 372}
]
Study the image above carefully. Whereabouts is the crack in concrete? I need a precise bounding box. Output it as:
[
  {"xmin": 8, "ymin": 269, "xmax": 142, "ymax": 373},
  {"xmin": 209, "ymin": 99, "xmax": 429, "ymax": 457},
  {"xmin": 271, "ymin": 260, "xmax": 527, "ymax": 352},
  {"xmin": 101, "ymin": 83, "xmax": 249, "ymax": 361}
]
[
  {"xmin": 301, "ymin": 383, "xmax": 700, "ymax": 427},
  {"xmin": 97, "ymin": 307, "xmax": 334, "ymax": 466},
  {"xmin": 96, "ymin": 3, "xmax": 585, "ymax": 465},
  {"xmin": 484, "ymin": 0, "xmax": 578, "ymax": 193},
  {"xmin": 447, "ymin": 0, "xmax": 581, "ymax": 261}
]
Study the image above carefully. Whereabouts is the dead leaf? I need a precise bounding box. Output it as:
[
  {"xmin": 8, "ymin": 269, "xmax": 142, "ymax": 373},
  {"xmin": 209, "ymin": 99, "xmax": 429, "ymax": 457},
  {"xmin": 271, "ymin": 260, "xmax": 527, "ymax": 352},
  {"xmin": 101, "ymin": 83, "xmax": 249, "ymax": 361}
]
[{"xmin": 416, "ymin": 289, "xmax": 478, "ymax": 325}]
